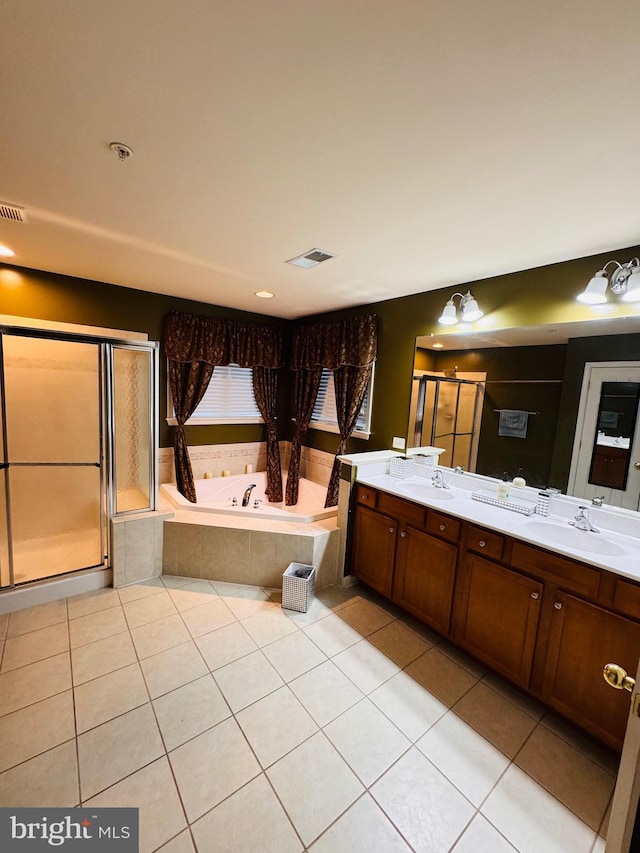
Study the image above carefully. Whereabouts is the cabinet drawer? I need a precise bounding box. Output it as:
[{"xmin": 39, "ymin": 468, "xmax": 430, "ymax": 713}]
[
  {"xmin": 377, "ymin": 491, "xmax": 426, "ymax": 528},
  {"xmin": 510, "ymin": 541, "xmax": 600, "ymax": 598},
  {"xmin": 613, "ymin": 577, "xmax": 640, "ymax": 622},
  {"xmin": 355, "ymin": 484, "xmax": 378, "ymax": 508},
  {"xmin": 466, "ymin": 525, "xmax": 504, "ymax": 560},
  {"xmin": 426, "ymin": 511, "xmax": 461, "ymax": 543}
]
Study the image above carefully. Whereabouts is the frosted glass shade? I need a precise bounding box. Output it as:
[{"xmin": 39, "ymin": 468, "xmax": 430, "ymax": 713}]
[
  {"xmin": 461, "ymin": 296, "xmax": 483, "ymax": 322},
  {"xmin": 438, "ymin": 300, "xmax": 458, "ymax": 325},
  {"xmin": 621, "ymin": 267, "xmax": 640, "ymax": 302},
  {"xmin": 577, "ymin": 273, "xmax": 608, "ymax": 304}
]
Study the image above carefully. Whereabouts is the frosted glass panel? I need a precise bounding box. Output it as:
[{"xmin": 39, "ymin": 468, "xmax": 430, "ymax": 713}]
[
  {"xmin": 0, "ymin": 471, "xmax": 9, "ymax": 588},
  {"xmin": 3, "ymin": 336, "xmax": 100, "ymax": 463},
  {"xmin": 457, "ymin": 384, "xmax": 478, "ymax": 434},
  {"xmin": 434, "ymin": 382, "xmax": 458, "ymax": 440},
  {"xmin": 10, "ymin": 467, "xmax": 102, "ymax": 584},
  {"xmin": 114, "ymin": 348, "xmax": 151, "ymax": 512}
]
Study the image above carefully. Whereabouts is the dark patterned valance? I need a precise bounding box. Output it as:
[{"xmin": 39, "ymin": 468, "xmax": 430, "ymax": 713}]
[
  {"xmin": 290, "ymin": 314, "xmax": 377, "ymax": 370},
  {"xmin": 163, "ymin": 310, "xmax": 284, "ymax": 368}
]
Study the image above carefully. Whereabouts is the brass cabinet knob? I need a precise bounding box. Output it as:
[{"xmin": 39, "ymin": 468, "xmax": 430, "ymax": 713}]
[
  {"xmin": 530, "ymin": 592, "xmax": 539, "ymax": 600},
  {"xmin": 362, "ymin": 493, "xmax": 369, "ymax": 500},
  {"xmin": 389, "ymin": 527, "xmax": 395, "ymax": 534},
  {"xmin": 479, "ymin": 540, "xmax": 486, "ymax": 548},
  {"xmin": 400, "ymin": 531, "xmax": 407, "ymax": 538},
  {"xmin": 553, "ymin": 601, "xmax": 563, "ymax": 610},
  {"xmin": 439, "ymin": 524, "xmax": 446, "ymax": 531},
  {"xmin": 603, "ymin": 662, "xmax": 636, "ymax": 692}
]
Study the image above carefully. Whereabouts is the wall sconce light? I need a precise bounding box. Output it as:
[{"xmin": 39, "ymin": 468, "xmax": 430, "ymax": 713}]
[
  {"xmin": 438, "ymin": 291, "xmax": 484, "ymax": 325},
  {"xmin": 577, "ymin": 258, "xmax": 640, "ymax": 305}
]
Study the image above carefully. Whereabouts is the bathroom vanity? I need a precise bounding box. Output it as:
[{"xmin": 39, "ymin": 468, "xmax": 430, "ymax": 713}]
[{"xmin": 347, "ymin": 465, "xmax": 640, "ymax": 752}]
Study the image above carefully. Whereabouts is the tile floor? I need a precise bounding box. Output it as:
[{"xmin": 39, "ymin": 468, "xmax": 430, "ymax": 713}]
[{"xmin": 0, "ymin": 576, "xmax": 618, "ymax": 852}]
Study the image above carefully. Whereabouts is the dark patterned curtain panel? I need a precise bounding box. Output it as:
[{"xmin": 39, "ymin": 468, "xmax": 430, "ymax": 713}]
[
  {"xmin": 252, "ymin": 366, "xmax": 283, "ymax": 502},
  {"xmin": 285, "ymin": 366, "xmax": 323, "ymax": 506},
  {"xmin": 288, "ymin": 314, "xmax": 377, "ymax": 506},
  {"xmin": 164, "ymin": 311, "xmax": 284, "ymax": 502}
]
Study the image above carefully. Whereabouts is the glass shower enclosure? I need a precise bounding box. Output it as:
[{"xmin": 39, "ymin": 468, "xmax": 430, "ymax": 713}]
[{"xmin": 0, "ymin": 327, "xmax": 158, "ymax": 590}]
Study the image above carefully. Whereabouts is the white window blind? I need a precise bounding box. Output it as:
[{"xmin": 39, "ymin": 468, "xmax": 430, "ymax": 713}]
[
  {"xmin": 168, "ymin": 364, "xmax": 262, "ymax": 424},
  {"xmin": 310, "ymin": 367, "xmax": 373, "ymax": 436}
]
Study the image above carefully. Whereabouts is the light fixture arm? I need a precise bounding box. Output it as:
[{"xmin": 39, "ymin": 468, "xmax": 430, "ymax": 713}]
[{"xmin": 610, "ymin": 258, "xmax": 640, "ymax": 295}]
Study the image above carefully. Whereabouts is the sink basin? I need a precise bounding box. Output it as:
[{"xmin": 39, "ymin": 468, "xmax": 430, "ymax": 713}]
[
  {"xmin": 525, "ymin": 521, "xmax": 626, "ymax": 557},
  {"xmin": 396, "ymin": 482, "xmax": 456, "ymax": 501}
]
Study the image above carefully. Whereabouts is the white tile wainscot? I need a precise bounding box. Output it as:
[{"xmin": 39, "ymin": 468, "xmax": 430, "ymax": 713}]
[{"xmin": 111, "ymin": 511, "xmax": 175, "ymax": 588}]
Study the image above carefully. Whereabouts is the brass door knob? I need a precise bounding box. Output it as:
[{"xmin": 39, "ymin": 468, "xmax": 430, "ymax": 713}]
[{"xmin": 603, "ymin": 662, "xmax": 636, "ymax": 692}]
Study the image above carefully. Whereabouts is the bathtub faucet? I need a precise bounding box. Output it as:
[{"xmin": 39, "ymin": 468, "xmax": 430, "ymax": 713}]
[{"xmin": 242, "ymin": 484, "xmax": 257, "ymax": 507}]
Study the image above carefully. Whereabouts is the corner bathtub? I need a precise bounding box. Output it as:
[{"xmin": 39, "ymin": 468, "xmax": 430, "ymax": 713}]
[{"xmin": 160, "ymin": 472, "xmax": 337, "ymax": 524}]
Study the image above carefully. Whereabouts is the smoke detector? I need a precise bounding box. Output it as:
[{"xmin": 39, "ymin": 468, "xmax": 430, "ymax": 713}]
[
  {"xmin": 0, "ymin": 201, "xmax": 28, "ymax": 223},
  {"xmin": 286, "ymin": 248, "xmax": 336, "ymax": 268},
  {"xmin": 110, "ymin": 142, "xmax": 134, "ymax": 162}
]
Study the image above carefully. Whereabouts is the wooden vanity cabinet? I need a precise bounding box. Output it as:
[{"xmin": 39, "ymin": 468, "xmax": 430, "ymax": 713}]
[
  {"xmin": 351, "ymin": 503, "xmax": 397, "ymax": 597},
  {"xmin": 453, "ymin": 554, "xmax": 542, "ymax": 688}
]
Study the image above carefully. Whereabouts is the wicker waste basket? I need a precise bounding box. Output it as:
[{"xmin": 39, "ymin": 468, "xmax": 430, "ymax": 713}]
[{"xmin": 282, "ymin": 562, "xmax": 316, "ymax": 613}]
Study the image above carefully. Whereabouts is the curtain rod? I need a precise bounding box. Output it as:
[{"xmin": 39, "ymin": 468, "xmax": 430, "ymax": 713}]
[{"xmin": 493, "ymin": 409, "xmax": 539, "ymax": 415}]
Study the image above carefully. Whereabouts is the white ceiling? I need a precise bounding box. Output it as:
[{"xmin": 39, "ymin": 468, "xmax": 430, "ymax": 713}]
[{"xmin": 1, "ymin": 1, "xmax": 639, "ymax": 319}]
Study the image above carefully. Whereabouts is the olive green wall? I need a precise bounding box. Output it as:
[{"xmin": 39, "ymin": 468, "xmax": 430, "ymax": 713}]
[{"xmin": 0, "ymin": 263, "xmax": 288, "ymax": 448}]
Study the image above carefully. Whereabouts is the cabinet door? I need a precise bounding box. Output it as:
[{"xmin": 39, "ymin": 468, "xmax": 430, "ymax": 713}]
[
  {"xmin": 393, "ymin": 525, "xmax": 457, "ymax": 636},
  {"xmin": 351, "ymin": 505, "xmax": 397, "ymax": 597},
  {"xmin": 454, "ymin": 555, "xmax": 542, "ymax": 688},
  {"xmin": 542, "ymin": 592, "xmax": 640, "ymax": 751}
]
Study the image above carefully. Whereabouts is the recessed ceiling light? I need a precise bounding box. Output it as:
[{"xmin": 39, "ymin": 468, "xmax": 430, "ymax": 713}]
[
  {"xmin": 432, "ymin": 342, "xmax": 444, "ymax": 349},
  {"xmin": 254, "ymin": 290, "xmax": 275, "ymax": 299},
  {"xmin": 0, "ymin": 245, "xmax": 15, "ymax": 258}
]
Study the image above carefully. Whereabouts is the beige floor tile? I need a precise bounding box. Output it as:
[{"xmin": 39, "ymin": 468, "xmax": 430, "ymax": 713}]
[
  {"xmin": 482, "ymin": 764, "xmax": 597, "ymax": 853},
  {"xmin": 592, "ymin": 835, "xmax": 606, "ymax": 853},
  {"xmin": 316, "ymin": 586, "xmax": 363, "ymax": 612},
  {"xmin": 405, "ymin": 647, "xmax": 478, "ymax": 707},
  {"xmin": 140, "ymin": 641, "xmax": 208, "ymax": 699},
  {"xmin": 195, "ymin": 621, "xmax": 258, "ymax": 671},
  {"xmin": 7, "ymin": 599, "xmax": 68, "ymax": 637},
  {"xmin": 451, "ymin": 814, "xmax": 517, "ymax": 852},
  {"xmin": 303, "ymin": 613, "xmax": 362, "ymax": 657},
  {"xmin": 367, "ymin": 620, "xmax": 432, "ymax": 668},
  {"xmin": 117, "ymin": 578, "xmax": 166, "ymax": 603},
  {"xmin": 241, "ymin": 607, "xmax": 299, "ymax": 647},
  {"xmin": 78, "ymin": 703, "xmax": 165, "ymax": 799},
  {"xmin": 180, "ymin": 598, "xmax": 236, "ymax": 638},
  {"xmin": 1, "ymin": 621, "xmax": 70, "ymax": 671},
  {"xmin": 0, "ymin": 691, "xmax": 75, "ymax": 773},
  {"xmin": 0, "ymin": 740, "xmax": 78, "ymax": 807},
  {"xmin": 514, "ymin": 725, "xmax": 615, "ymax": 831},
  {"xmin": 75, "ymin": 662, "xmax": 149, "ymax": 733},
  {"xmin": 324, "ymin": 698, "xmax": 410, "ymax": 786},
  {"xmin": 370, "ymin": 670, "xmax": 448, "ymax": 742},
  {"xmin": 437, "ymin": 639, "xmax": 488, "ymax": 678},
  {"xmin": 333, "ymin": 639, "xmax": 400, "ymax": 694},
  {"xmin": 161, "ymin": 575, "xmax": 195, "ymax": 589},
  {"xmin": 267, "ymin": 732, "xmax": 364, "ymax": 847},
  {"xmin": 67, "ymin": 588, "xmax": 121, "ymax": 620},
  {"xmin": 262, "ymin": 630, "xmax": 327, "ymax": 682},
  {"xmin": 223, "ymin": 593, "xmax": 276, "ymax": 620},
  {"xmin": 371, "ymin": 747, "xmax": 475, "ymax": 852},
  {"xmin": 289, "ymin": 660, "xmax": 363, "ymax": 727},
  {"xmin": 310, "ymin": 793, "xmax": 411, "ymax": 853},
  {"xmin": 191, "ymin": 773, "xmax": 302, "ymax": 853},
  {"xmin": 130, "ymin": 614, "xmax": 191, "ymax": 659},
  {"xmin": 167, "ymin": 581, "xmax": 219, "ymax": 611},
  {"xmin": 482, "ymin": 670, "xmax": 546, "ymax": 720},
  {"xmin": 169, "ymin": 717, "xmax": 260, "ymax": 822},
  {"xmin": 281, "ymin": 595, "xmax": 334, "ymax": 627},
  {"xmin": 541, "ymin": 712, "xmax": 620, "ymax": 775},
  {"xmin": 209, "ymin": 581, "xmax": 263, "ymax": 597},
  {"xmin": 123, "ymin": 591, "xmax": 178, "ymax": 629},
  {"xmin": 85, "ymin": 757, "xmax": 187, "ymax": 853},
  {"xmin": 156, "ymin": 830, "xmax": 195, "ymax": 853},
  {"xmin": 71, "ymin": 630, "xmax": 137, "ymax": 685},
  {"xmin": 417, "ymin": 711, "xmax": 509, "ymax": 806},
  {"xmin": 153, "ymin": 675, "xmax": 230, "ymax": 751},
  {"xmin": 213, "ymin": 650, "xmax": 284, "ymax": 712},
  {"xmin": 236, "ymin": 685, "xmax": 318, "ymax": 768},
  {"xmin": 336, "ymin": 598, "xmax": 395, "ymax": 637},
  {"xmin": 69, "ymin": 607, "xmax": 127, "ymax": 649},
  {"xmin": 453, "ymin": 680, "xmax": 538, "ymax": 758},
  {"xmin": 0, "ymin": 652, "xmax": 71, "ymax": 717}
]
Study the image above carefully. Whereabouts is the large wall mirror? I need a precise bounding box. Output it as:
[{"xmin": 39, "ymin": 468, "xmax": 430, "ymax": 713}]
[{"xmin": 409, "ymin": 318, "xmax": 640, "ymax": 509}]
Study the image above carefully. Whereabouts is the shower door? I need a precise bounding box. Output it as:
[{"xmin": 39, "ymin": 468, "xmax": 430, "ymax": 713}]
[{"xmin": 0, "ymin": 332, "xmax": 105, "ymax": 587}]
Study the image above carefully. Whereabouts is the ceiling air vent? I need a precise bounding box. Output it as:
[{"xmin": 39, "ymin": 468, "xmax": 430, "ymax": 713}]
[
  {"xmin": 286, "ymin": 248, "xmax": 336, "ymax": 269},
  {"xmin": 0, "ymin": 202, "xmax": 28, "ymax": 223}
]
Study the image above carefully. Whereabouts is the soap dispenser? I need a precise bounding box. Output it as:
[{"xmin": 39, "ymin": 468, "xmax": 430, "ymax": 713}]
[{"xmin": 497, "ymin": 472, "xmax": 510, "ymax": 500}]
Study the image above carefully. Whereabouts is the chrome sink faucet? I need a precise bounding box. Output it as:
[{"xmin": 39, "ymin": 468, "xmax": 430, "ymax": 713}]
[
  {"xmin": 570, "ymin": 506, "xmax": 600, "ymax": 533},
  {"xmin": 242, "ymin": 483, "xmax": 257, "ymax": 507},
  {"xmin": 431, "ymin": 470, "xmax": 450, "ymax": 489}
]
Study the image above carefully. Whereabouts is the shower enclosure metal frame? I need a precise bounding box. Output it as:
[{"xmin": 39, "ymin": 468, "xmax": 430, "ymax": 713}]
[{"xmin": 0, "ymin": 324, "xmax": 159, "ymax": 590}]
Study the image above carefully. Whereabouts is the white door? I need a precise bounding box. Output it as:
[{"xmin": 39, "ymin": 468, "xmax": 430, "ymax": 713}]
[
  {"xmin": 569, "ymin": 364, "xmax": 640, "ymax": 511},
  {"xmin": 605, "ymin": 659, "xmax": 640, "ymax": 852}
]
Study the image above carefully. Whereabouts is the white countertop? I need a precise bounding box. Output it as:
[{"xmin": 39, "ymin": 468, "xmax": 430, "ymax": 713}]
[{"xmin": 355, "ymin": 470, "xmax": 640, "ymax": 584}]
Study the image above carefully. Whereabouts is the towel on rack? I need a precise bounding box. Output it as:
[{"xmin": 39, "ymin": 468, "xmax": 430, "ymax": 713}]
[{"xmin": 498, "ymin": 409, "xmax": 528, "ymax": 439}]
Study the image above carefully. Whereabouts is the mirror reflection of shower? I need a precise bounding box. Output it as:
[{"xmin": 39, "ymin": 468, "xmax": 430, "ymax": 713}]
[{"xmin": 408, "ymin": 369, "xmax": 486, "ymax": 471}]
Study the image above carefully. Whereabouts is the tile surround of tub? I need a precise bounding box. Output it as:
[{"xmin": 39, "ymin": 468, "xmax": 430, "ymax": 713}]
[{"xmin": 111, "ymin": 511, "xmax": 174, "ymax": 589}]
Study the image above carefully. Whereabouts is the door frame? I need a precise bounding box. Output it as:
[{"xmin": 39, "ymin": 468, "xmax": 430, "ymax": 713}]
[{"xmin": 606, "ymin": 659, "xmax": 640, "ymax": 851}]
